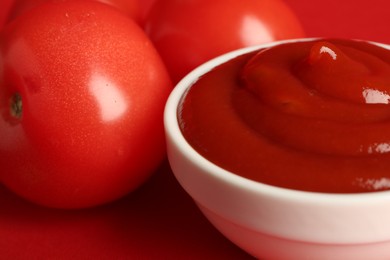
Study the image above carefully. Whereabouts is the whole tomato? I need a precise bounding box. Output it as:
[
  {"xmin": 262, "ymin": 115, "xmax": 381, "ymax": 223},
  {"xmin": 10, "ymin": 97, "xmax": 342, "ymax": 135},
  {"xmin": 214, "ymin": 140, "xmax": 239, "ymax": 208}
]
[
  {"xmin": 7, "ymin": 0, "xmax": 141, "ymax": 24},
  {"xmin": 0, "ymin": 1, "xmax": 172, "ymax": 208},
  {"xmin": 144, "ymin": 0, "xmax": 305, "ymax": 83}
]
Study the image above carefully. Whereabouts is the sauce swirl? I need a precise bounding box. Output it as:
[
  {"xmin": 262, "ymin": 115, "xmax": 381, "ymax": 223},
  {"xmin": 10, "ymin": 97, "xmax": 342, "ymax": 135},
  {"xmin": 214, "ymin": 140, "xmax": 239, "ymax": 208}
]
[{"xmin": 178, "ymin": 39, "xmax": 390, "ymax": 193}]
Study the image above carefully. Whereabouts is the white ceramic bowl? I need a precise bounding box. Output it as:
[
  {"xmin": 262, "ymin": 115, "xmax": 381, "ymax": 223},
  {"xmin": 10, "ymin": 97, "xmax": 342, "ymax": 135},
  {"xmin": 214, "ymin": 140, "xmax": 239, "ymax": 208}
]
[{"xmin": 164, "ymin": 39, "xmax": 390, "ymax": 260}]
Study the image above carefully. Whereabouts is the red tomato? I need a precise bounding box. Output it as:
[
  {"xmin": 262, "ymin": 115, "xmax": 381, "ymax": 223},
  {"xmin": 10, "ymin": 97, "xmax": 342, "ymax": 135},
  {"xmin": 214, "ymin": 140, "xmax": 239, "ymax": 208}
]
[
  {"xmin": 7, "ymin": 0, "xmax": 141, "ymax": 24},
  {"xmin": 0, "ymin": 0, "xmax": 14, "ymax": 29},
  {"xmin": 99, "ymin": 0, "xmax": 141, "ymax": 23},
  {"xmin": 144, "ymin": 0, "xmax": 305, "ymax": 83},
  {"xmin": 0, "ymin": 1, "xmax": 172, "ymax": 208},
  {"xmin": 138, "ymin": 0, "xmax": 157, "ymax": 24}
]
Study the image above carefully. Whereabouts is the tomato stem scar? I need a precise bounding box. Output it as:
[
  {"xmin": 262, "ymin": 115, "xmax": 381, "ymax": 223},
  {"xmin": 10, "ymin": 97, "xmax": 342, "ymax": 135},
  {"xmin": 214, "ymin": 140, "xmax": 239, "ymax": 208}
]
[{"xmin": 10, "ymin": 93, "xmax": 22, "ymax": 119}]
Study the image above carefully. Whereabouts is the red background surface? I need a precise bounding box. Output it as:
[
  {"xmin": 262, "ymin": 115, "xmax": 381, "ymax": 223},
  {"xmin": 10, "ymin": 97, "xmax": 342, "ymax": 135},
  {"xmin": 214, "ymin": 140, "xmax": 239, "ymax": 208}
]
[{"xmin": 2, "ymin": 0, "xmax": 390, "ymax": 259}]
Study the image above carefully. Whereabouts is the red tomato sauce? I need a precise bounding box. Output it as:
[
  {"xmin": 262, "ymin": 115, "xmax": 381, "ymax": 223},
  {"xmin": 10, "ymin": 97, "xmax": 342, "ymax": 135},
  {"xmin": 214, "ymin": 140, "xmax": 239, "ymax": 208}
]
[{"xmin": 178, "ymin": 39, "xmax": 390, "ymax": 193}]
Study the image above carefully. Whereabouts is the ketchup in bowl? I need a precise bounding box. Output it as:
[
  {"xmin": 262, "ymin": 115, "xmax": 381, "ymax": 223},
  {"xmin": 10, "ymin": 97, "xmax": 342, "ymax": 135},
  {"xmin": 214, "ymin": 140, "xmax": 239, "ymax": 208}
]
[{"xmin": 178, "ymin": 38, "xmax": 390, "ymax": 193}]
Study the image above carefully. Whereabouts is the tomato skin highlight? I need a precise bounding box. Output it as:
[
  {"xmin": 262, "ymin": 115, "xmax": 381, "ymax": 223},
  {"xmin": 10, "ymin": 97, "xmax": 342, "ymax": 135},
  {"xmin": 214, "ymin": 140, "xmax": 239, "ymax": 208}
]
[
  {"xmin": 144, "ymin": 0, "xmax": 305, "ymax": 83},
  {"xmin": 0, "ymin": 1, "xmax": 172, "ymax": 209}
]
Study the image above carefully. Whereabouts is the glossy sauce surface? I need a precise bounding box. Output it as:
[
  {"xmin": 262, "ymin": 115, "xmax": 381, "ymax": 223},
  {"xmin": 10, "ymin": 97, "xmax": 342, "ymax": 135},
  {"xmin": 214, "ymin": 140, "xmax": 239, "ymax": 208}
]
[{"xmin": 178, "ymin": 39, "xmax": 390, "ymax": 193}]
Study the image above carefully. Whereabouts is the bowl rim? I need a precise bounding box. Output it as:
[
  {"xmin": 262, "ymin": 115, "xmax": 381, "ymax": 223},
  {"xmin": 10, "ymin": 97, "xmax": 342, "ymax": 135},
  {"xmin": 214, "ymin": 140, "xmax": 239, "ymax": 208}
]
[{"xmin": 164, "ymin": 37, "xmax": 390, "ymax": 206}]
